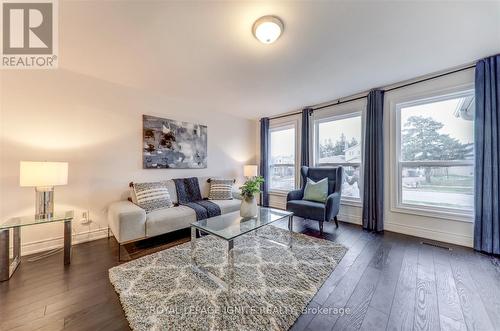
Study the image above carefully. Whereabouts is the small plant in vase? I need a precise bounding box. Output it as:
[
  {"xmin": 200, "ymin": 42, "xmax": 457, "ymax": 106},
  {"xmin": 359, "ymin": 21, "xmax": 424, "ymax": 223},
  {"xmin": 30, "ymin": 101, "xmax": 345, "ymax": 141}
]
[{"xmin": 239, "ymin": 176, "xmax": 264, "ymax": 218}]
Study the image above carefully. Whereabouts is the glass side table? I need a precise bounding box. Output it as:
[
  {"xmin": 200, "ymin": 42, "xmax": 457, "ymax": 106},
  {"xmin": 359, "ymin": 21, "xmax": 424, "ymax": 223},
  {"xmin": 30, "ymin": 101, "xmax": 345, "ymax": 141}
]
[{"xmin": 0, "ymin": 211, "xmax": 74, "ymax": 281}]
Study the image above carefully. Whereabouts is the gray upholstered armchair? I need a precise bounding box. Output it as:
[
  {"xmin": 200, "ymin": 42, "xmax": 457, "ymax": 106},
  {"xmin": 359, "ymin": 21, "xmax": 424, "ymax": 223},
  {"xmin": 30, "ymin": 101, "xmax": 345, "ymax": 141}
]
[{"xmin": 286, "ymin": 166, "xmax": 343, "ymax": 233}]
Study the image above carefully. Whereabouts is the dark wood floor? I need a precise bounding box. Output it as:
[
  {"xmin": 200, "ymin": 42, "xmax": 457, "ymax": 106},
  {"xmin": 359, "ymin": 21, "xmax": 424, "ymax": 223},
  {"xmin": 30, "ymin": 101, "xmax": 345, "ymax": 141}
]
[{"xmin": 1, "ymin": 219, "xmax": 499, "ymax": 331}]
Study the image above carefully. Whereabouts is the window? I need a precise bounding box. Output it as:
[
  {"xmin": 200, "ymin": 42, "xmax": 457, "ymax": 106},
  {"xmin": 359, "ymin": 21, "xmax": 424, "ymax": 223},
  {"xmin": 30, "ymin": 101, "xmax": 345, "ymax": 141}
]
[
  {"xmin": 269, "ymin": 124, "xmax": 297, "ymax": 191},
  {"xmin": 396, "ymin": 90, "xmax": 474, "ymax": 214},
  {"xmin": 314, "ymin": 113, "xmax": 363, "ymax": 200}
]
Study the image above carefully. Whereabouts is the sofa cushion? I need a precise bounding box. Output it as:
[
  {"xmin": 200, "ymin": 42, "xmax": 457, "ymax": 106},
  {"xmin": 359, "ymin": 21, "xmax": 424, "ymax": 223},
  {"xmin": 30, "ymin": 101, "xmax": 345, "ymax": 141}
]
[
  {"xmin": 208, "ymin": 179, "xmax": 234, "ymax": 200},
  {"xmin": 146, "ymin": 205, "xmax": 196, "ymax": 237},
  {"xmin": 287, "ymin": 199, "xmax": 325, "ymax": 221},
  {"xmin": 198, "ymin": 177, "xmax": 211, "ymax": 199},
  {"xmin": 163, "ymin": 180, "xmax": 178, "ymax": 204},
  {"xmin": 133, "ymin": 182, "xmax": 173, "ymax": 213},
  {"xmin": 210, "ymin": 199, "xmax": 241, "ymax": 214},
  {"xmin": 129, "ymin": 186, "xmax": 138, "ymax": 204}
]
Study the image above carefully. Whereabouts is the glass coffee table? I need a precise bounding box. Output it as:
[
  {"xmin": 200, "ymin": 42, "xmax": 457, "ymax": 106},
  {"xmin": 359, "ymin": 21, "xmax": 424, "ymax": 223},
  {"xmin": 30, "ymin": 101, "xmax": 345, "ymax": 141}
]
[
  {"xmin": 0, "ymin": 211, "xmax": 74, "ymax": 281},
  {"xmin": 190, "ymin": 207, "xmax": 293, "ymax": 289}
]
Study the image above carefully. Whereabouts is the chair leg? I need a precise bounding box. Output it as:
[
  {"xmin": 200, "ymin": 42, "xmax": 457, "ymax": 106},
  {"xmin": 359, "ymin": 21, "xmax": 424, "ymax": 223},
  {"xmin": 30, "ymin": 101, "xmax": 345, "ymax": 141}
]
[
  {"xmin": 319, "ymin": 221, "xmax": 324, "ymax": 234},
  {"xmin": 334, "ymin": 216, "xmax": 339, "ymax": 228}
]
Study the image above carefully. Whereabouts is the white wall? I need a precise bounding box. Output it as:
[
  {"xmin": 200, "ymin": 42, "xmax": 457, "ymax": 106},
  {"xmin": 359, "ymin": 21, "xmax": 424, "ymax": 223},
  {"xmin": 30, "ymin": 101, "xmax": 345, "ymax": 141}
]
[{"xmin": 0, "ymin": 69, "xmax": 257, "ymax": 255}]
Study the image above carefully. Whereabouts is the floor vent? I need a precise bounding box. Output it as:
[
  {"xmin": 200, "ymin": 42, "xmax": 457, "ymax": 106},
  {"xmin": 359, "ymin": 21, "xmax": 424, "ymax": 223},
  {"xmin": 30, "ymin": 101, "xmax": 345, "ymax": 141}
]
[{"xmin": 421, "ymin": 241, "xmax": 452, "ymax": 250}]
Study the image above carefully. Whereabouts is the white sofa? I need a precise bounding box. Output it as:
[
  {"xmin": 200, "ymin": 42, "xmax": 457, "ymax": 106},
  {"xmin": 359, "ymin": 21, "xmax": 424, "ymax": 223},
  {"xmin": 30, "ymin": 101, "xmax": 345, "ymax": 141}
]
[{"xmin": 107, "ymin": 177, "xmax": 241, "ymax": 244}]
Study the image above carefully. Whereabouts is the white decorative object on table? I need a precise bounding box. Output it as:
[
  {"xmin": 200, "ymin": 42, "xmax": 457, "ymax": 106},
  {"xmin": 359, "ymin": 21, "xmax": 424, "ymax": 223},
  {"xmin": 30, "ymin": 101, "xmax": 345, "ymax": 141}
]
[
  {"xmin": 239, "ymin": 170, "xmax": 264, "ymax": 218},
  {"xmin": 240, "ymin": 195, "xmax": 258, "ymax": 218}
]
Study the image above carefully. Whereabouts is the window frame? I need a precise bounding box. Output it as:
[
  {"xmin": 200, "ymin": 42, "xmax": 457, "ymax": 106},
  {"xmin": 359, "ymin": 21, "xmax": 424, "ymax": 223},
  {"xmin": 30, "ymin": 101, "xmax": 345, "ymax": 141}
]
[
  {"xmin": 312, "ymin": 100, "xmax": 366, "ymax": 206},
  {"xmin": 391, "ymin": 85, "xmax": 475, "ymax": 222},
  {"xmin": 268, "ymin": 115, "xmax": 301, "ymax": 194}
]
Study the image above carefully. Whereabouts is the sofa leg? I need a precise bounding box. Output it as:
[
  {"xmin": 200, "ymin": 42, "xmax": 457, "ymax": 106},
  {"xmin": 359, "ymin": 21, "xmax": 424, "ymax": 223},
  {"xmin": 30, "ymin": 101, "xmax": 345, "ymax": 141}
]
[
  {"xmin": 334, "ymin": 216, "xmax": 339, "ymax": 228},
  {"xmin": 319, "ymin": 221, "xmax": 324, "ymax": 234},
  {"xmin": 118, "ymin": 243, "xmax": 128, "ymax": 262},
  {"xmin": 118, "ymin": 243, "xmax": 121, "ymax": 262}
]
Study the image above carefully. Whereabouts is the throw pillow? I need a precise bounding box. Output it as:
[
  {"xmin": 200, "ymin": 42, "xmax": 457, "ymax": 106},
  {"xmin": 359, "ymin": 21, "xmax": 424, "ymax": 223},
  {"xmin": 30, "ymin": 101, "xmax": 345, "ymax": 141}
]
[
  {"xmin": 132, "ymin": 181, "xmax": 173, "ymax": 213},
  {"xmin": 303, "ymin": 178, "xmax": 328, "ymax": 203},
  {"xmin": 129, "ymin": 182, "xmax": 138, "ymax": 204},
  {"xmin": 208, "ymin": 179, "xmax": 234, "ymax": 200}
]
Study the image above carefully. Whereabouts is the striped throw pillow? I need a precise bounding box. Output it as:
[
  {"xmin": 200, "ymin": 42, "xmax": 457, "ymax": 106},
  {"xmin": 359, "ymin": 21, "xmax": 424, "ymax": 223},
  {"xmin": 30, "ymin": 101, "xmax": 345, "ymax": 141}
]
[
  {"xmin": 208, "ymin": 179, "xmax": 234, "ymax": 200},
  {"xmin": 132, "ymin": 182, "xmax": 173, "ymax": 213}
]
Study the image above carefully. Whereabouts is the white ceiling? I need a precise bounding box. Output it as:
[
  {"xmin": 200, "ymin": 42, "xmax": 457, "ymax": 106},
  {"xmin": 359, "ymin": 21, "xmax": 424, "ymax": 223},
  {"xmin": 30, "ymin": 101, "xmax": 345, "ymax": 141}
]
[{"xmin": 61, "ymin": 1, "xmax": 500, "ymax": 119}]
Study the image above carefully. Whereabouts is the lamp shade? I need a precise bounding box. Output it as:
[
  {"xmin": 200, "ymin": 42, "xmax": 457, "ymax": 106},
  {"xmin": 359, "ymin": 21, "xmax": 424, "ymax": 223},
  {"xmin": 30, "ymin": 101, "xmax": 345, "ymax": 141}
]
[
  {"xmin": 243, "ymin": 165, "xmax": 258, "ymax": 177},
  {"xmin": 20, "ymin": 161, "xmax": 68, "ymax": 187}
]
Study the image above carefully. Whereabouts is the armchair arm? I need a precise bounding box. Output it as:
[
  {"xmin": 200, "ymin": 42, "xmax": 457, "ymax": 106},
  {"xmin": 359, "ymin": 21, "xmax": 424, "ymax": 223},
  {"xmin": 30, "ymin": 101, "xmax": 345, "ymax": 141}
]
[
  {"xmin": 325, "ymin": 192, "xmax": 341, "ymax": 221},
  {"xmin": 287, "ymin": 189, "xmax": 304, "ymax": 201}
]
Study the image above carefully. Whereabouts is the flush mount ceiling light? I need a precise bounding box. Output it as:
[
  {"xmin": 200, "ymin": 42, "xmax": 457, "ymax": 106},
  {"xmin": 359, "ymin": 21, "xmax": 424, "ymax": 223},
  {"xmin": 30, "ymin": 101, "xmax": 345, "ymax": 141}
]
[{"xmin": 252, "ymin": 16, "xmax": 284, "ymax": 44}]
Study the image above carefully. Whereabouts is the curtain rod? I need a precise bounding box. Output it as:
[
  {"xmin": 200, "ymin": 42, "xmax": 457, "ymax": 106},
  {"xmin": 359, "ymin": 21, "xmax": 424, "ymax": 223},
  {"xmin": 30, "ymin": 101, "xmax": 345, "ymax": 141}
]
[
  {"xmin": 265, "ymin": 111, "xmax": 303, "ymax": 121},
  {"xmin": 384, "ymin": 64, "xmax": 476, "ymax": 92},
  {"xmin": 312, "ymin": 64, "xmax": 476, "ymax": 111},
  {"xmin": 265, "ymin": 62, "xmax": 476, "ymax": 120}
]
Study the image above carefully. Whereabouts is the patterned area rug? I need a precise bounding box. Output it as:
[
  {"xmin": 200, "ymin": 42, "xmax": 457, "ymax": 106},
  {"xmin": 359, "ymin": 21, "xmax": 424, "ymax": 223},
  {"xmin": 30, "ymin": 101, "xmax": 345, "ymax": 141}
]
[{"xmin": 109, "ymin": 225, "xmax": 347, "ymax": 331}]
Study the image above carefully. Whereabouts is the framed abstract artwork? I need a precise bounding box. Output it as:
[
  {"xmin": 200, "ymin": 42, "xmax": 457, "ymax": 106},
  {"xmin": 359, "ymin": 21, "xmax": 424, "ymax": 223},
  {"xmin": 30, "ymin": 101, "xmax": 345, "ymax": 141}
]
[{"xmin": 143, "ymin": 115, "xmax": 207, "ymax": 169}]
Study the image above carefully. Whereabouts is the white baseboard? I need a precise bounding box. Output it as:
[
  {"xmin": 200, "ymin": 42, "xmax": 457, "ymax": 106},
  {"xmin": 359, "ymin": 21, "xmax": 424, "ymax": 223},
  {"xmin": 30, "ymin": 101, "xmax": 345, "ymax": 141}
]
[
  {"xmin": 384, "ymin": 221, "xmax": 473, "ymax": 248},
  {"xmin": 338, "ymin": 213, "xmax": 362, "ymax": 225},
  {"xmin": 19, "ymin": 227, "xmax": 110, "ymax": 256},
  {"xmin": 336, "ymin": 213, "xmax": 472, "ymax": 248}
]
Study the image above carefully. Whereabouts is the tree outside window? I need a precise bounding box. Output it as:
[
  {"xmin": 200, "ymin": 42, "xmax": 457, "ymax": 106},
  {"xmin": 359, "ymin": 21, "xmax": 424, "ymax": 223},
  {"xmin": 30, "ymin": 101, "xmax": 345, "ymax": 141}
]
[{"xmin": 398, "ymin": 93, "xmax": 474, "ymax": 211}]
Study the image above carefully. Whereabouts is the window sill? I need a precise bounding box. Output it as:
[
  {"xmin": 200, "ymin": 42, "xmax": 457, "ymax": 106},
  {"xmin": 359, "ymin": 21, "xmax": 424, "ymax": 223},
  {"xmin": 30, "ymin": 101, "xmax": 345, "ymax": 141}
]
[{"xmin": 390, "ymin": 204, "xmax": 473, "ymax": 223}]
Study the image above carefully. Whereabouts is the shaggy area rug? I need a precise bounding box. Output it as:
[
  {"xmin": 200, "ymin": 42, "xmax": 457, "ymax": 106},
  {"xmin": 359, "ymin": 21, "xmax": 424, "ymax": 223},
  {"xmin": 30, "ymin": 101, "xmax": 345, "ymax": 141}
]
[{"xmin": 109, "ymin": 225, "xmax": 347, "ymax": 331}]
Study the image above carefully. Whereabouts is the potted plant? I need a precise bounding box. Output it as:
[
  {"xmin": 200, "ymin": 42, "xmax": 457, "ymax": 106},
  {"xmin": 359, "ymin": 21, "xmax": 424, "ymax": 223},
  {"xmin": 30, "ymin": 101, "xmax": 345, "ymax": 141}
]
[{"xmin": 239, "ymin": 176, "xmax": 264, "ymax": 218}]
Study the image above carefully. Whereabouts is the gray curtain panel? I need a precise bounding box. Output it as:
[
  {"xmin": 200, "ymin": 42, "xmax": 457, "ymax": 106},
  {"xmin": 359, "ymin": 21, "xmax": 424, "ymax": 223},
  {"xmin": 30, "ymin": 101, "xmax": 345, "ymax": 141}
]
[
  {"xmin": 260, "ymin": 117, "xmax": 270, "ymax": 207},
  {"xmin": 362, "ymin": 89, "xmax": 385, "ymax": 232},
  {"xmin": 301, "ymin": 108, "xmax": 312, "ymax": 168},
  {"xmin": 474, "ymin": 55, "xmax": 500, "ymax": 255},
  {"xmin": 301, "ymin": 108, "xmax": 313, "ymax": 186}
]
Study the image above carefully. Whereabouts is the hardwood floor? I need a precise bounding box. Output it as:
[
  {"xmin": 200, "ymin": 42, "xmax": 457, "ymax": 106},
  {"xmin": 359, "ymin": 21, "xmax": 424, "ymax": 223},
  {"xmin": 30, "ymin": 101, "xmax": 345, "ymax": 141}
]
[{"xmin": 1, "ymin": 219, "xmax": 499, "ymax": 331}]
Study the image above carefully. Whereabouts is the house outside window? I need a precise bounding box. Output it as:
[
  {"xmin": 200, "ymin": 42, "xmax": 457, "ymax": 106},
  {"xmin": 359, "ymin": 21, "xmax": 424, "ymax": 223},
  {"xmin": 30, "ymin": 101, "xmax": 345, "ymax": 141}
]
[
  {"xmin": 313, "ymin": 109, "xmax": 364, "ymax": 203},
  {"xmin": 269, "ymin": 117, "xmax": 300, "ymax": 192}
]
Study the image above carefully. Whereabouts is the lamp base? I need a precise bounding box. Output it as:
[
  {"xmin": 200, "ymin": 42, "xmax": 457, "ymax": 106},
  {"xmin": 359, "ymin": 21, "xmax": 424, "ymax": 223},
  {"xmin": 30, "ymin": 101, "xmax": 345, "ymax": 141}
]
[{"xmin": 35, "ymin": 187, "xmax": 54, "ymax": 219}]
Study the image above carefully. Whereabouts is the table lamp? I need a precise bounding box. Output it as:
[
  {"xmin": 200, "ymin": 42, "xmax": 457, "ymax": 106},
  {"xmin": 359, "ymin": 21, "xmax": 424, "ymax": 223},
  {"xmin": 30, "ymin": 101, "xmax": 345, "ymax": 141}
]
[
  {"xmin": 243, "ymin": 165, "xmax": 258, "ymax": 178},
  {"xmin": 20, "ymin": 161, "xmax": 68, "ymax": 219}
]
